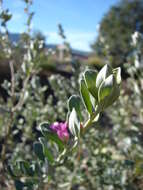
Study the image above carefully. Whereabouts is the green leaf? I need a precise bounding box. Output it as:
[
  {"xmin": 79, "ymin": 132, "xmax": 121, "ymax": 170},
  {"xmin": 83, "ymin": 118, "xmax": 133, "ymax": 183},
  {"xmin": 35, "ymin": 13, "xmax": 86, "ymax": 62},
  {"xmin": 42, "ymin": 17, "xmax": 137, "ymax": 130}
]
[
  {"xmin": 80, "ymin": 78, "xmax": 93, "ymax": 114},
  {"xmin": 113, "ymin": 67, "xmax": 121, "ymax": 84},
  {"xmin": 33, "ymin": 142, "xmax": 45, "ymax": 161},
  {"xmin": 68, "ymin": 108, "xmax": 80, "ymax": 137},
  {"xmin": 98, "ymin": 75, "xmax": 120, "ymax": 109},
  {"xmin": 98, "ymin": 74, "xmax": 114, "ymax": 101},
  {"xmin": 68, "ymin": 95, "xmax": 83, "ymax": 121},
  {"xmin": 107, "ymin": 82, "xmax": 120, "ymax": 106},
  {"xmin": 96, "ymin": 64, "xmax": 112, "ymax": 89},
  {"xmin": 40, "ymin": 122, "xmax": 50, "ymax": 135},
  {"xmin": 40, "ymin": 122, "xmax": 64, "ymax": 151},
  {"xmin": 39, "ymin": 137, "xmax": 54, "ymax": 163},
  {"xmin": 89, "ymin": 93, "xmax": 97, "ymax": 108},
  {"xmin": 84, "ymin": 69, "xmax": 98, "ymax": 100}
]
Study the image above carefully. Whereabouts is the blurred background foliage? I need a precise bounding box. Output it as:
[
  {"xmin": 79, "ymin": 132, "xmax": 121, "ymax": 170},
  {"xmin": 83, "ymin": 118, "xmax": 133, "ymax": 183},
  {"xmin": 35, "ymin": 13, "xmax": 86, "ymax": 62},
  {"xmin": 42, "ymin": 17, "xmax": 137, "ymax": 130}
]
[
  {"xmin": 91, "ymin": 0, "xmax": 143, "ymax": 68},
  {"xmin": 0, "ymin": 0, "xmax": 143, "ymax": 189}
]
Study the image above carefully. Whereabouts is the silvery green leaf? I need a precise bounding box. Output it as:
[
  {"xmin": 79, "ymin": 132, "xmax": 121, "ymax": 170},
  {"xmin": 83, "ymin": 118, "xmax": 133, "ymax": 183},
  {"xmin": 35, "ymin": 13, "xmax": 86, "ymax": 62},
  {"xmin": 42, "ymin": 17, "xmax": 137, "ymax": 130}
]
[
  {"xmin": 98, "ymin": 76, "xmax": 120, "ymax": 110},
  {"xmin": 84, "ymin": 69, "xmax": 98, "ymax": 100},
  {"xmin": 68, "ymin": 108, "xmax": 80, "ymax": 137},
  {"xmin": 113, "ymin": 67, "xmax": 121, "ymax": 84},
  {"xmin": 68, "ymin": 95, "xmax": 83, "ymax": 121},
  {"xmin": 96, "ymin": 64, "xmax": 112, "ymax": 89},
  {"xmin": 107, "ymin": 82, "xmax": 120, "ymax": 106},
  {"xmin": 39, "ymin": 137, "xmax": 54, "ymax": 163},
  {"xmin": 89, "ymin": 93, "xmax": 97, "ymax": 108},
  {"xmin": 98, "ymin": 74, "xmax": 114, "ymax": 102},
  {"xmin": 80, "ymin": 78, "xmax": 93, "ymax": 115}
]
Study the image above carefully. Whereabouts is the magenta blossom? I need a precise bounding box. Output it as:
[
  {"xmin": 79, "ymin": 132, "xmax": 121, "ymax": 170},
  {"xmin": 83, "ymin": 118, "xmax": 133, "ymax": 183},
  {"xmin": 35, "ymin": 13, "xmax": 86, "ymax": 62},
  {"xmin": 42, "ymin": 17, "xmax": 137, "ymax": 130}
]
[{"xmin": 50, "ymin": 122, "xmax": 69, "ymax": 142}]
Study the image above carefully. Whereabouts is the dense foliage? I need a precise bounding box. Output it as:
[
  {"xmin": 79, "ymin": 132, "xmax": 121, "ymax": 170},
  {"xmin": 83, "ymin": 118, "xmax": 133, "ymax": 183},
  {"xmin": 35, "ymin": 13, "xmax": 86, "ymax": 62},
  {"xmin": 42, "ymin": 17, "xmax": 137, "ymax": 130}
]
[
  {"xmin": 91, "ymin": 0, "xmax": 143, "ymax": 66},
  {"xmin": 0, "ymin": 0, "xmax": 143, "ymax": 190}
]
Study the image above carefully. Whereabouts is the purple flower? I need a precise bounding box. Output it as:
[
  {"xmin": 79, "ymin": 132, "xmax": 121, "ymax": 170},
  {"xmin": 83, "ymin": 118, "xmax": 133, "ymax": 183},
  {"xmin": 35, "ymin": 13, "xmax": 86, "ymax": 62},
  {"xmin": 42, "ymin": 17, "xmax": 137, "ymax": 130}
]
[{"xmin": 50, "ymin": 122, "xmax": 69, "ymax": 142}]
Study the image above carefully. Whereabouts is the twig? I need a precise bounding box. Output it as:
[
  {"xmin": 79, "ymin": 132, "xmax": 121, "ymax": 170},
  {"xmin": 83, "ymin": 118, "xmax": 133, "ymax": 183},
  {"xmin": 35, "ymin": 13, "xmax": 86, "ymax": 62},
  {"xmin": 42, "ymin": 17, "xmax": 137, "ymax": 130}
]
[
  {"xmin": 9, "ymin": 61, "xmax": 15, "ymax": 99},
  {"xmin": 12, "ymin": 70, "xmax": 36, "ymax": 112}
]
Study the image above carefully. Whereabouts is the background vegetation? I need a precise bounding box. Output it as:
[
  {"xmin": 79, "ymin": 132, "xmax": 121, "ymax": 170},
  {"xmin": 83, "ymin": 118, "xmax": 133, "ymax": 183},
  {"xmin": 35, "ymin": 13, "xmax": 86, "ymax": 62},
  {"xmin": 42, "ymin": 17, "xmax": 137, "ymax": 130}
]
[{"xmin": 0, "ymin": 0, "xmax": 143, "ymax": 189}]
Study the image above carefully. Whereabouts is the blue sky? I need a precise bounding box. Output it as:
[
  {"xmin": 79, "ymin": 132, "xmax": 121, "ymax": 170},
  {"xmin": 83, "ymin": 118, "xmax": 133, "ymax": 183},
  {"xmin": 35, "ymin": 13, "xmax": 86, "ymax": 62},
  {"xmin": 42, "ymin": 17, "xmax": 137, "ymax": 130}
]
[{"xmin": 3, "ymin": 0, "xmax": 119, "ymax": 51}]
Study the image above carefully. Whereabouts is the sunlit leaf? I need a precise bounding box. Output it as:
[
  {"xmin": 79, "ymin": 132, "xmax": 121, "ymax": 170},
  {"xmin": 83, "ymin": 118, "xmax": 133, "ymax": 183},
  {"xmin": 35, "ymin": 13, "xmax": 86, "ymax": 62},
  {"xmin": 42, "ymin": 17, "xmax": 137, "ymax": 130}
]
[
  {"xmin": 96, "ymin": 64, "xmax": 112, "ymax": 89},
  {"xmin": 84, "ymin": 69, "xmax": 98, "ymax": 100},
  {"xmin": 68, "ymin": 95, "xmax": 83, "ymax": 121},
  {"xmin": 98, "ymin": 75, "xmax": 120, "ymax": 109},
  {"xmin": 68, "ymin": 108, "xmax": 80, "ymax": 137},
  {"xmin": 80, "ymin": 78, "xmax": 93, "ymax": 114},
  {"xmin": 113, "ymin": 67, "xmax": 121, "ymax": 84},
  {"xmin": 98, "ymin": 74, "xmax": 114, "ymax": 101}
]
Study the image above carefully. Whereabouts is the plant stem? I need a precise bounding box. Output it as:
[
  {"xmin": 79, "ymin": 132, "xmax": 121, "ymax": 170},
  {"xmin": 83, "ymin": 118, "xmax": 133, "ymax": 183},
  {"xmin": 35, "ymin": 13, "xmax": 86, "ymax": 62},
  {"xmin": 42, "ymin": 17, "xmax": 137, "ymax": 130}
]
[
  {"xmin": 82, "ymin": 108, "xmax": 100, "ymax": 135},
  {"xmin": 82, "ymin": 118, "xmax": 93, "ymax": 134}
]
